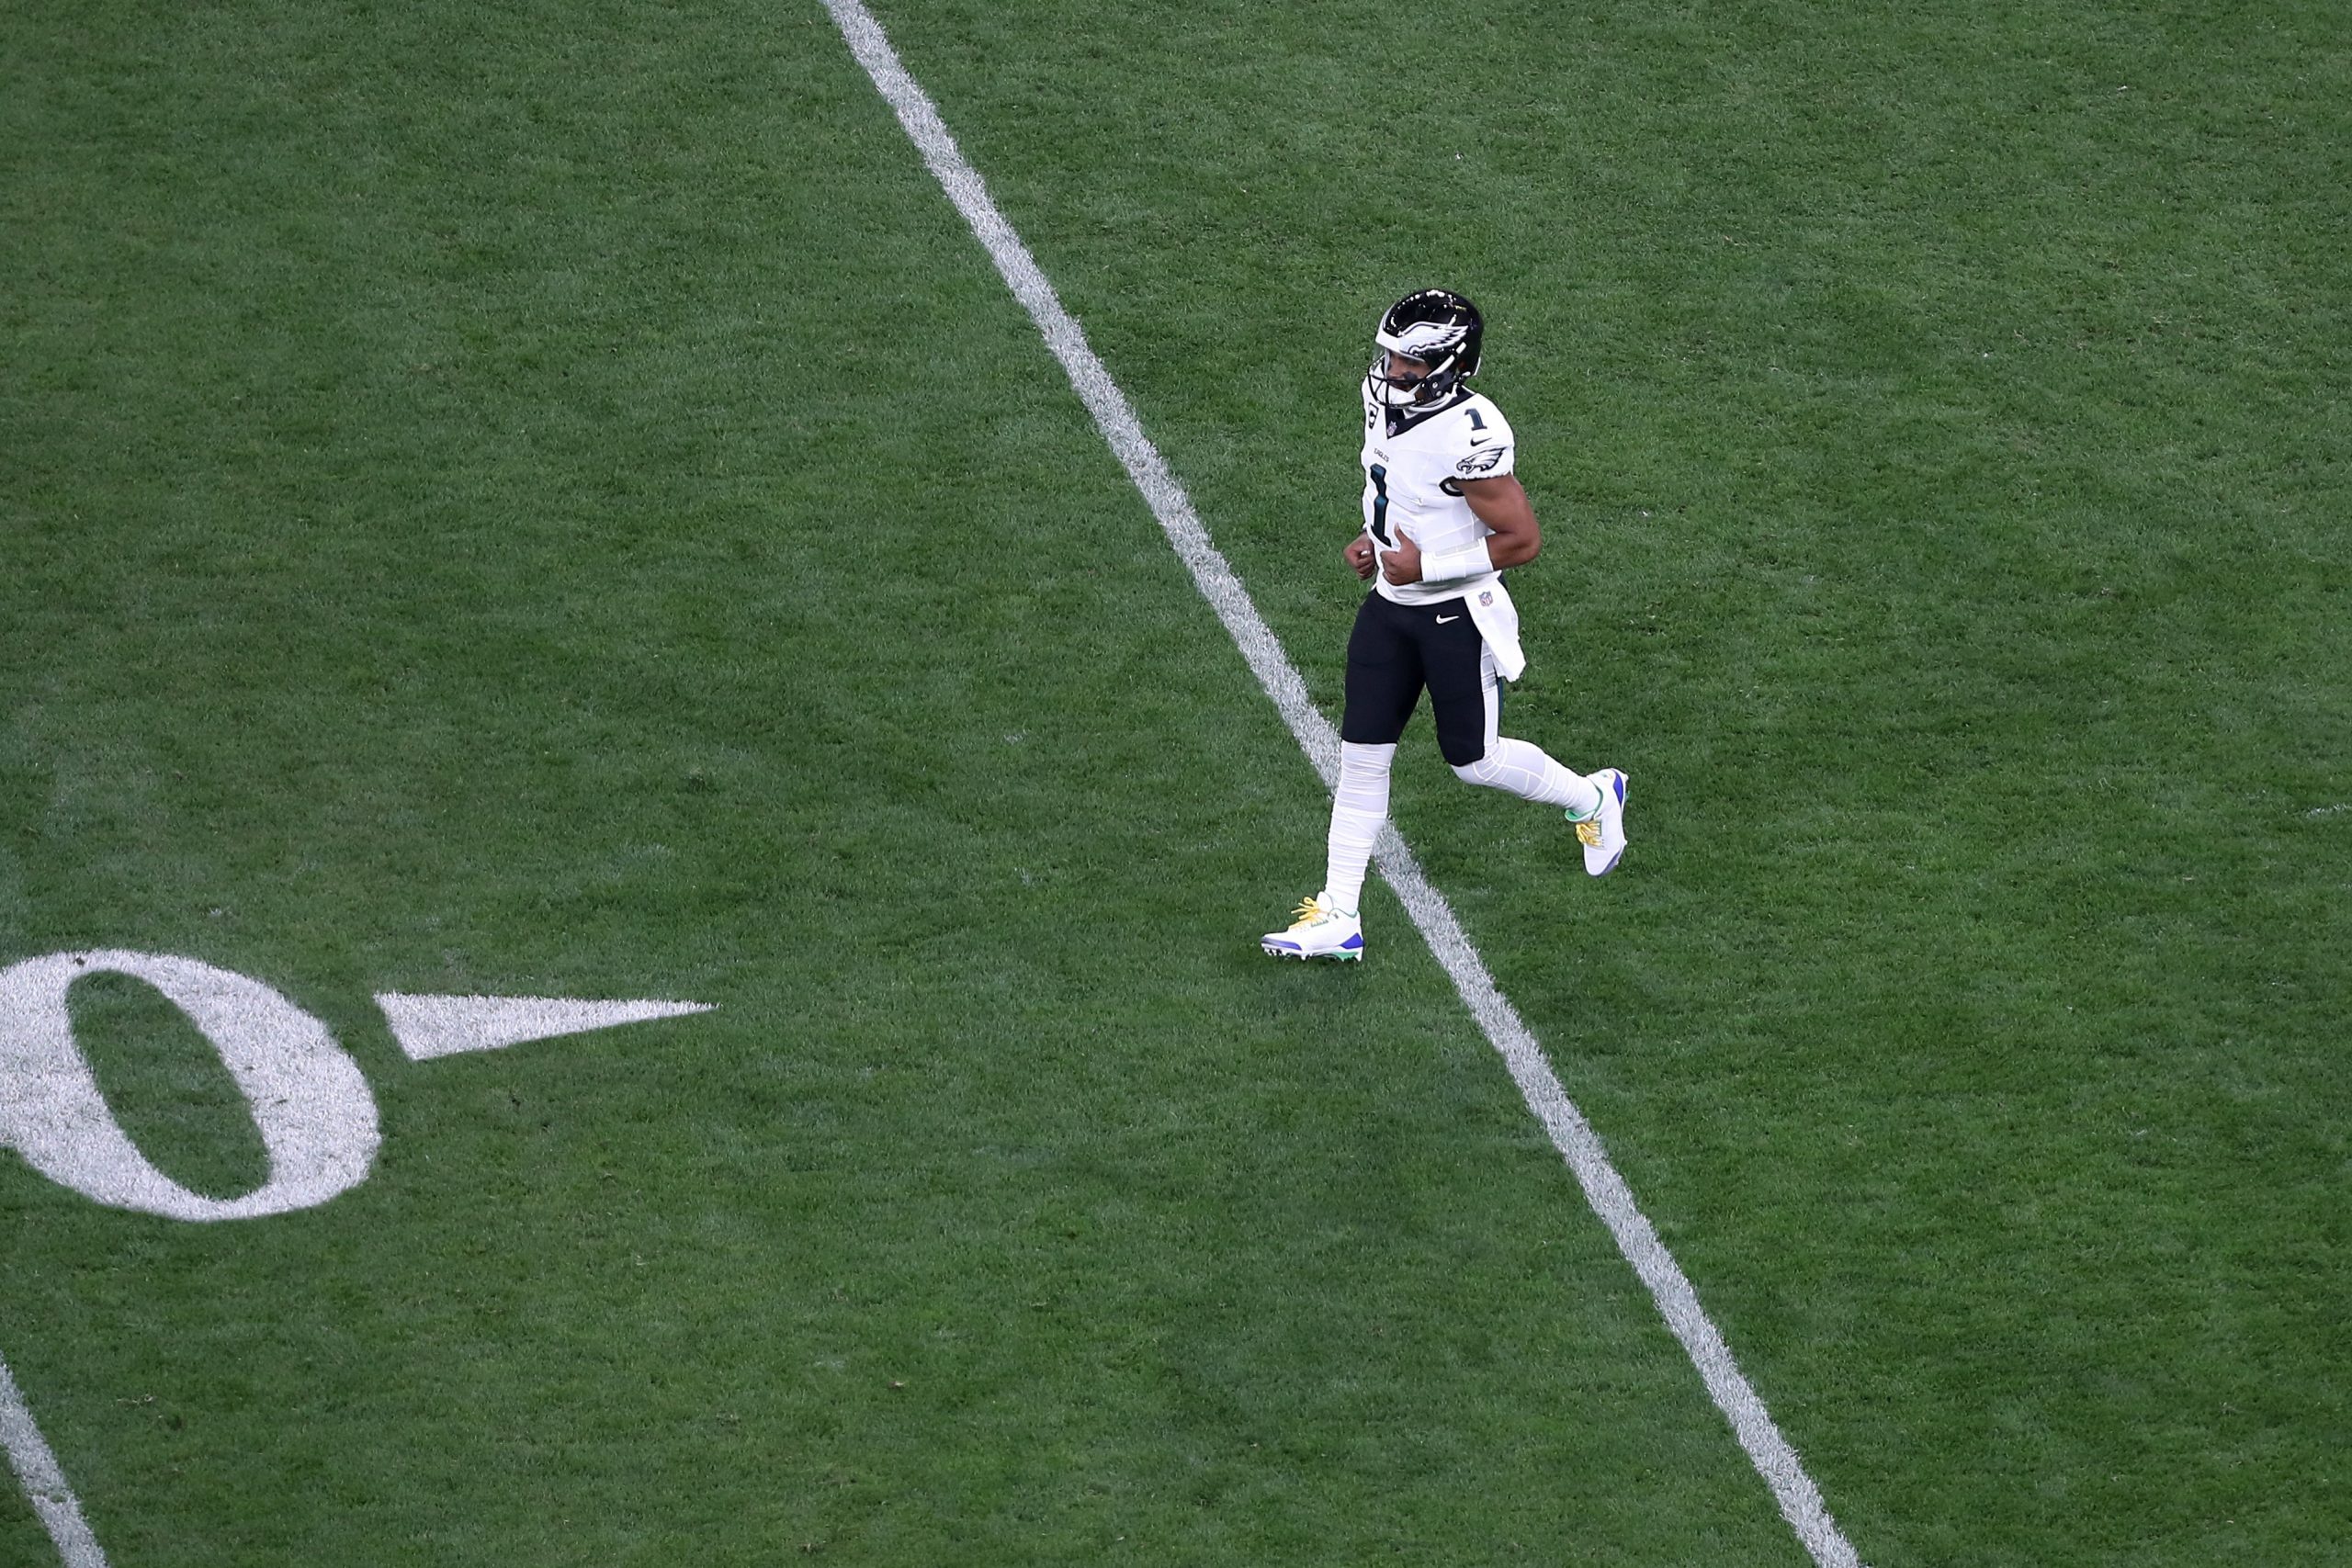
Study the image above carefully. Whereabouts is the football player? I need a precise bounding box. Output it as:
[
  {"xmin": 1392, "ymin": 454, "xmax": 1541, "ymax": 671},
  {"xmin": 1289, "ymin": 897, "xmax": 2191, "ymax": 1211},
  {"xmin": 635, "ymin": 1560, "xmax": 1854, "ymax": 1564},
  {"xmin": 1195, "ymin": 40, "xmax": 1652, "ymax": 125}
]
[{"xmin": 1261, "ymin": 288, "xmax": 1627, "ymax": 962}]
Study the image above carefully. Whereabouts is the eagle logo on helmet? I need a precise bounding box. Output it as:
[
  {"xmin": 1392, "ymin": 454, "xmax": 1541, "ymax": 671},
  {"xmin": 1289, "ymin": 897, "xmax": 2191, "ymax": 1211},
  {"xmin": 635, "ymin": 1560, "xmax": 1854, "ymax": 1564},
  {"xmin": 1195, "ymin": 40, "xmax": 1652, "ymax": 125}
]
[{"xmin": 1367, "ymin": 288, "xmax": 1486, "ymax": 413}]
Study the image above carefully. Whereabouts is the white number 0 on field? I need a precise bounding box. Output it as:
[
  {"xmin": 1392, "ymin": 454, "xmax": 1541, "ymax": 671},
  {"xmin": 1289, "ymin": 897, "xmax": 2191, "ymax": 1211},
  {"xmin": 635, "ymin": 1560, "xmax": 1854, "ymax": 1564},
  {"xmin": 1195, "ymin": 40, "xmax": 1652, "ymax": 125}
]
[{"xmin": 0, "ymin": 950, "xmax": 709, "ymax": 1224}]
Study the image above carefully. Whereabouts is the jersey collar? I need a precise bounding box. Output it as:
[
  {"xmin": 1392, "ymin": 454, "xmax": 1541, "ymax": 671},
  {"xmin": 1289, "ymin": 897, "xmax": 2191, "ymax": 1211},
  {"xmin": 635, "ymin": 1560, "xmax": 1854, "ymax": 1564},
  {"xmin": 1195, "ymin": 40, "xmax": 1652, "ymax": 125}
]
[{"xmin": 1380, "ymin": 388, "xmax": 1473, "ymax": 439}]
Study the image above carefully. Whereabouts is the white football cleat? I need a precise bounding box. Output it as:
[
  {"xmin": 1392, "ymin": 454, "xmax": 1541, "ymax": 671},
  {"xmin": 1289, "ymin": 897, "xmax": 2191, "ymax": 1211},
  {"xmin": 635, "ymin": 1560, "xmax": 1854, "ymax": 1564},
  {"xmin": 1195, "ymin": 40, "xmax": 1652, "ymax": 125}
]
[
  {"xmin": 1261, "ymin": 892, "xmax": 1364, "ymax": 961},
  {"xmin": 1575, "ymin": 768, "xmax": 1628, "ymax": 876}
]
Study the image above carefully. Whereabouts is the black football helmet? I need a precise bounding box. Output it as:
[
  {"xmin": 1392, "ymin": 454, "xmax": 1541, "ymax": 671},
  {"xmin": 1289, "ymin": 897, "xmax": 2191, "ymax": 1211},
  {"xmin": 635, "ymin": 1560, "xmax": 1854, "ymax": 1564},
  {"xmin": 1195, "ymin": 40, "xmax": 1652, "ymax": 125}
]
[{"xmin": 1366, "ymin": 288, "xmax": 1485, "ymax": 410}]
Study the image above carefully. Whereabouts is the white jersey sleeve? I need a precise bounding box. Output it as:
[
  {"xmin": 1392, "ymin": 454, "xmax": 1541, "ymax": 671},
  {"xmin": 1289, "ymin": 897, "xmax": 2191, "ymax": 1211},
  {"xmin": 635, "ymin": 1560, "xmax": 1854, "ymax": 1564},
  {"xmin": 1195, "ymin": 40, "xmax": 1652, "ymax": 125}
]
[{"xmin": 1446, "ymin": 398, "xmax": 1514, "ymax": 482}]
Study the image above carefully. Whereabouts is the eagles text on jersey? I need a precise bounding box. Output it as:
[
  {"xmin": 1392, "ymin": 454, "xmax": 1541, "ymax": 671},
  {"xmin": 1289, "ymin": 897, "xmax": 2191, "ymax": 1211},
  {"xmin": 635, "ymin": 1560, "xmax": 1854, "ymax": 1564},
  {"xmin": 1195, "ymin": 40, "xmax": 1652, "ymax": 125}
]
[{"xmin": 1361, "ymin": 386, "xmax": 1516, "ymax": 607}]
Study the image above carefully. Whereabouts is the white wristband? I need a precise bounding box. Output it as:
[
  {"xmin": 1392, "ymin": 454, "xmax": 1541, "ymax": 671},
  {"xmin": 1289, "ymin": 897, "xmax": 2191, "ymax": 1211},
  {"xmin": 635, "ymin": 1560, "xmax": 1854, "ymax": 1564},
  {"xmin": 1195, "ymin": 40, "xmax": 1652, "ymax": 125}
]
[{"xmin": 1421, "ymin": 541, "xmax": 1493, "ymax": 581}]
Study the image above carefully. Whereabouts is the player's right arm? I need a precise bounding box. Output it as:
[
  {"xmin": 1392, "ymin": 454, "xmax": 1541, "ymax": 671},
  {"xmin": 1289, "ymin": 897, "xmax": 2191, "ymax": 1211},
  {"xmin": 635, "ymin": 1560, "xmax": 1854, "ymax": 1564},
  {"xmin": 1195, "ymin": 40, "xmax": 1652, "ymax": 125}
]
[{"xmin": 1343, "ymin": 534, "xmax": 1377, "ymax": 580}]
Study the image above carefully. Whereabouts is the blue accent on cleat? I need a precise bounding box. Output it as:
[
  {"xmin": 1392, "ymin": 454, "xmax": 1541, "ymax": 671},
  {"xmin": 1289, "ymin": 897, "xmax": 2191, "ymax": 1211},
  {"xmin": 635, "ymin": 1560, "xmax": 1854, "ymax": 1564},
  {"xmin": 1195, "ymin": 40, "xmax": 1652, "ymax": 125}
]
[
  {"xmin": 1577, "ymin": 767, "xmax": 1629, "ymax": 876},
  {"xmin": 1261, "ymin": 894, "xmax": 1364, "ymax": 960}
]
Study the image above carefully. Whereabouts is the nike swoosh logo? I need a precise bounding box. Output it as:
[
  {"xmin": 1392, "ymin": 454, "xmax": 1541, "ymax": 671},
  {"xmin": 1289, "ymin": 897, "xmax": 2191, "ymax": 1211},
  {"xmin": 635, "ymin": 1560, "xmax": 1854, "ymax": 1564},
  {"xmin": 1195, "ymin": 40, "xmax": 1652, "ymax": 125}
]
[
  {"xmin": 1435, "ymin": 615, "xmax": 1462, "ymax": 624},
  {"xmin": 1469, "ymin": 435, "xmax": 1493, "ymax": 446}
]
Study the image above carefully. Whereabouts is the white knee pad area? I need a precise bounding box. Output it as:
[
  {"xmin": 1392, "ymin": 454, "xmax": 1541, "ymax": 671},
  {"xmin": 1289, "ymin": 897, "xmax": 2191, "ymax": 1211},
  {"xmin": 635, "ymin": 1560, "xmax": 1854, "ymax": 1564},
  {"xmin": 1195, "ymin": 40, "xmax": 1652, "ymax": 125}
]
[
  {"xmin": 1452, "ymin": 737, "xmax": 1590, "ymax": 811},
  {"xmin": 1453, "ymin": 744, "xmax": 1532, "ymax": 793}
]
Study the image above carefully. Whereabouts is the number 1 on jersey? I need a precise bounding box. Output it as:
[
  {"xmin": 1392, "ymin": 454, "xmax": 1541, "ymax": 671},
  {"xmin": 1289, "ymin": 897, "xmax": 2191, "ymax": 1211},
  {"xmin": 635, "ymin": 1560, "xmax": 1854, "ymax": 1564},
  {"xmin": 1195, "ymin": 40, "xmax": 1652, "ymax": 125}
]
[{"xmin": 1368, "ymin": 462, "xmax": 1392, "ymax": 547}]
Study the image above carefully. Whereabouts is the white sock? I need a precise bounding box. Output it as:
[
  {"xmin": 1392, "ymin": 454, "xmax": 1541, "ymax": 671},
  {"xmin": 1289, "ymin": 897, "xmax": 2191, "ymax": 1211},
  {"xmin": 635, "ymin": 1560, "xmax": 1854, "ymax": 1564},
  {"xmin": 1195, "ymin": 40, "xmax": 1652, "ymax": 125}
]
[
  {"xmin": 1453, "ymin": 738, "xmax": 1602, "ymax": 817},
  {"xmin": 1322, "ymin": 741, "xmax": 1395, "ymax": 913}
]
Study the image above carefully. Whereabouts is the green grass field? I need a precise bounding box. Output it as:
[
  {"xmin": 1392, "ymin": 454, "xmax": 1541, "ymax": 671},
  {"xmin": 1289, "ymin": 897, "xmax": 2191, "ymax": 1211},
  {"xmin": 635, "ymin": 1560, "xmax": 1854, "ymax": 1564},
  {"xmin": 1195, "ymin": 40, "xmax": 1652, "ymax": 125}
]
[{"xmin": 5, "ymin": 1, "xmax": 2347, "ymax": 1563}]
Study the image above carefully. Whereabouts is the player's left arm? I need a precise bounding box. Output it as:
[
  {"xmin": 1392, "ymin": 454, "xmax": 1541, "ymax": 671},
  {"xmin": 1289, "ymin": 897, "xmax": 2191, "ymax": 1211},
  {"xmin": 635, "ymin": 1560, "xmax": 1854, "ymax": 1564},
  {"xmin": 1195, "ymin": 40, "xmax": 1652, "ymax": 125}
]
[
  {"xmin": 1461, "ymin": 475, "xmax": 1539, "ymax": 569},
  {"xmin": 1386, "ymin": 475, "xmax": 1540, "ymax": 584}
]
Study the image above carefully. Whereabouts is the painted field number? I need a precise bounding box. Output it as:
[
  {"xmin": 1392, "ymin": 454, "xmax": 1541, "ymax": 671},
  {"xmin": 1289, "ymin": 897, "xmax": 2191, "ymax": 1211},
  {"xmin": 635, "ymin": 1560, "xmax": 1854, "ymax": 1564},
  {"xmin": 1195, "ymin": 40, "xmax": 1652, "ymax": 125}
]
[{"xmin": 0, "ymin": 950, "xmax": 709, "ymax": 1223}]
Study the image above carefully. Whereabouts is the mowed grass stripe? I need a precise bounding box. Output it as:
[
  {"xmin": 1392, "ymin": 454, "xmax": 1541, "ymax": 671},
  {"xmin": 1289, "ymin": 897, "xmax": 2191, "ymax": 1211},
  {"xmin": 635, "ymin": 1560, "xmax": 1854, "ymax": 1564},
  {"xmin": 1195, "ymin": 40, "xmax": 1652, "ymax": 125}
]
[{"xmin": 823, "ymin": 5, "xmax": 1864, "ymax": 1565}]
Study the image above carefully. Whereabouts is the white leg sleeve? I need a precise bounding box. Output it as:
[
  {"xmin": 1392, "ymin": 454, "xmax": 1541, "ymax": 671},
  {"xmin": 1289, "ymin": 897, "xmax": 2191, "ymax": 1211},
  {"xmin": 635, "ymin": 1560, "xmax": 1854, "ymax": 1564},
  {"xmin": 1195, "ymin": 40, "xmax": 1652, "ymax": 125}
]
[
  {"xmin": 1322, "ymin": 740, "xmax": 1395, "ymax": 914},
  {"xmin": 1453, "ymin": 738, "xmax": 1601, "ymax": 815},
  {"xmin": 1449, "ymin": 654, "xmax": 1603, "ymax": 817}
]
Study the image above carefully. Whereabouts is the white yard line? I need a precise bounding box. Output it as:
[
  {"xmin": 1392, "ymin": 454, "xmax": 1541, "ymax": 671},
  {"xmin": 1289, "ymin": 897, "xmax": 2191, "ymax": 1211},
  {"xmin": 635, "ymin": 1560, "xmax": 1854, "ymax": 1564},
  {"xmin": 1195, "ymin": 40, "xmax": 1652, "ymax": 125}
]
[
  {"xmin": 820, "ymin": 5, "xmax": 1868, "ymax": 1563},
  {"xmin": 0, "ymin": 1351, "xmax": 107, "ymax": 1568}
]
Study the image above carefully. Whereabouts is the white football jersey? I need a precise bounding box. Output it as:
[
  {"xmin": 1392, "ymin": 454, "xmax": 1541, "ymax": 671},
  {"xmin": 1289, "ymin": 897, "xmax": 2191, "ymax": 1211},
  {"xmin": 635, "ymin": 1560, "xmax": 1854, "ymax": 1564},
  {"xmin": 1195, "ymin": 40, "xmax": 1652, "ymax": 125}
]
[{"xmin": 1360, "ymin": 387, "xmax": 1515, "ymax": 607}]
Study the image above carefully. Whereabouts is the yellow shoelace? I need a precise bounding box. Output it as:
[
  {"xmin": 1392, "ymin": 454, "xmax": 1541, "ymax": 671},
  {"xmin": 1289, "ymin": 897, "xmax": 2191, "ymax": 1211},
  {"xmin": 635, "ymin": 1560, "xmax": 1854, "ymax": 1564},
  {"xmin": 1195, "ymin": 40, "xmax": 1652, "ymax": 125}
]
[
  {"xmin": 1576, "ymin": 818, "xmax": 1602, "ymax": 848},
  {"xmin": 1289, "ymin": 897, "xmax": 1327, "ymax": 927}
]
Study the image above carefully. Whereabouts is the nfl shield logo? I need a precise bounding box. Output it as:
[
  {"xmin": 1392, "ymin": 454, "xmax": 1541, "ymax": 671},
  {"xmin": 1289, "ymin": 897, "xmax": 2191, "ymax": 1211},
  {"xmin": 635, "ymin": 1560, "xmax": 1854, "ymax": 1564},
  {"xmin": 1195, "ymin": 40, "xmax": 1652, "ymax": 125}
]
[{"xmin": 1479, "ymin": 591, "xmax": 1494, "ymax": 606}]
